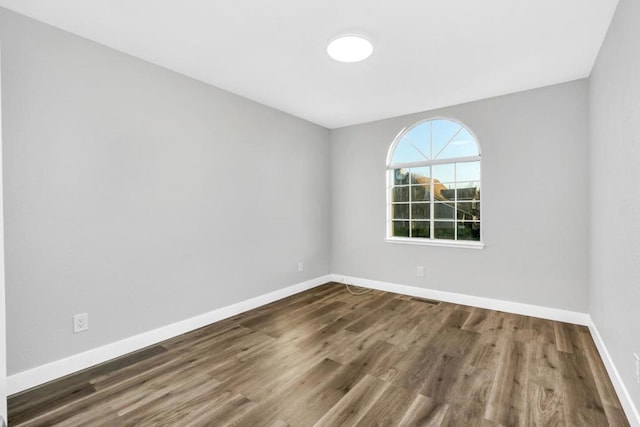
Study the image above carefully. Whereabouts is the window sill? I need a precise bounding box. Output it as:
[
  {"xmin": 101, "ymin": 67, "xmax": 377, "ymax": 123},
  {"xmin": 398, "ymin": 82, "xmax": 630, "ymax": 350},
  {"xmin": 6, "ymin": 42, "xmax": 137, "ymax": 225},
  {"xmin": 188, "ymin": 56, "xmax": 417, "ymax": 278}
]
[{"xmin": 384, "ymin": 237, "xmax": 484, "ymax": 249}]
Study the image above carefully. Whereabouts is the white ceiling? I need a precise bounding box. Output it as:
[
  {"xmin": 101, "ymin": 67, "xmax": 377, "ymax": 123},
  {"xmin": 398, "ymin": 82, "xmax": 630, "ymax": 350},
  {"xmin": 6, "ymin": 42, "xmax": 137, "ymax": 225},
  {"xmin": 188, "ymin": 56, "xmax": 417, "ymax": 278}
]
[{"xmin": 0, "ymin": 0, "xmax": 619, "ymax": 129}]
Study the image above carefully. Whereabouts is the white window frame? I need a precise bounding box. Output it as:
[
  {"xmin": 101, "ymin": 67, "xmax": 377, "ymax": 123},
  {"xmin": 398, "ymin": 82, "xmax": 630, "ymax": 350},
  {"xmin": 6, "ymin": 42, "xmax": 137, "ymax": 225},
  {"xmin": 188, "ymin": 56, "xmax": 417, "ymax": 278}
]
[{"xmin": 385, "ymin": 117, "xmax": 484, "ymax": 249}]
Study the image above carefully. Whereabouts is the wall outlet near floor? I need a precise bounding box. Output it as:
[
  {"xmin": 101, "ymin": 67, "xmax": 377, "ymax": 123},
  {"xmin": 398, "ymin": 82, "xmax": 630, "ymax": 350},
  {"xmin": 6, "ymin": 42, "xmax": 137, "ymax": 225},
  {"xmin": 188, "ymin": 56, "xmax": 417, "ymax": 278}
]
[
  {"xmin": 634, "ymin": 353, "xmax": 640, "ymax": 383},
  {"xmin": 297, "ymin": 261, "xmax": 304, "ymax": 272},
  {"xmin": 73, "ymin": 313, "xmax": 89, "ymax": 333},
  {"xmin": 417, "ymin": 266, "xmax": 425, "ymax": 277}
]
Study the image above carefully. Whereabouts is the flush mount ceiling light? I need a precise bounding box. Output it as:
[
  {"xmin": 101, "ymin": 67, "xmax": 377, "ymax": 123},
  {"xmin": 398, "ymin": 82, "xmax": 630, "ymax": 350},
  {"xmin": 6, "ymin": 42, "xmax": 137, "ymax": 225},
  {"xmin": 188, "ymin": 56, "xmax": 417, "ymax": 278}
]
[{"xmin": 327, "ymin": 35, "xmax": 373, "ymax": 63}]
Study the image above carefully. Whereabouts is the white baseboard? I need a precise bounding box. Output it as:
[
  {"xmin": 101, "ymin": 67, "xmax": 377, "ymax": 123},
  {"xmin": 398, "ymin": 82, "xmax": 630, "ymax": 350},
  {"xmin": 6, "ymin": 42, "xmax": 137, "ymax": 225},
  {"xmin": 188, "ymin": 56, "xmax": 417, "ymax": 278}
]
[
  {"xmin": 588, "ymin": 320, "xmax": 640, "ymax": 427},
  {"xmin": 9, "ymin": 272, "xmax": 638, "ymax": 427},
  {"xmin": 332, "ymin": 274, "xmax": 590, "ymax": 325},
  {"xmin": 333, "ymin": 274, "xmax": 640, "ymax": 425},
  {"xmin": 7, "ymin": 275, "xmax": 331, "ymax": 395}
]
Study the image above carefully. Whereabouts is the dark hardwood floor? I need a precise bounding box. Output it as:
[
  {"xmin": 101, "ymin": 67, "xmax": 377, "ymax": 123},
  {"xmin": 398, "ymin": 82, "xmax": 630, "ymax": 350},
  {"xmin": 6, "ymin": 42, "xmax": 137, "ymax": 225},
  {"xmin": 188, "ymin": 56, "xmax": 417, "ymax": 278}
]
[{"xmin": 9, "ymin": 283, "xmax": 629, "ymax": 426}]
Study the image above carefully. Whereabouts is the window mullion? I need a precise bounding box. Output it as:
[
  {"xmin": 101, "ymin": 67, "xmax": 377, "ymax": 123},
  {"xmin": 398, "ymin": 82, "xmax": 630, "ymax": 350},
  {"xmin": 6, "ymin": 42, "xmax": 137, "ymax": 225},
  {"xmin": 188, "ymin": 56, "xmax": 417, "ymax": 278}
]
[
  {"xmin": 409, "ymin": 169, "xmax": 412, "ymax": 237},
  {"xmin": 433, "ymin": 126, "xmax": 463, "ymax": 160},
  {"xmin": 429, "ymin": 120, "xmax": 433, "ymax": 160},
  {"xmin": 454, "ymin": 163, "xmax": 458, "ymax": 241},
  {"xmin": 430, "ymin": 123, "xmax": 434, "ymax": 240},
  {"xmin": 430, "ymin": 165, "xmax": 434, "ymax": 240}
]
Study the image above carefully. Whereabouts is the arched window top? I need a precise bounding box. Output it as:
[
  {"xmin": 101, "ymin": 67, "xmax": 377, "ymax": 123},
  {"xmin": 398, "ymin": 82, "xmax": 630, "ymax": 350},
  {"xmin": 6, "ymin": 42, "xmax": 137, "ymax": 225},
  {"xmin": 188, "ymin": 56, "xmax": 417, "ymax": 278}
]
[{"xmin": 388, "ymin": 118, "xmax": 480, "ymax": 167}]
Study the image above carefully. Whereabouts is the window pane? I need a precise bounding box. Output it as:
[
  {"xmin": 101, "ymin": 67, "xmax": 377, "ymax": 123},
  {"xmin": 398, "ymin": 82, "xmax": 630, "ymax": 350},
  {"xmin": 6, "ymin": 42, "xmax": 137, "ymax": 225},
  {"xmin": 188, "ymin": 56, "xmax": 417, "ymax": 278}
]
[
  {"xmin": 403, "ymin": 125, "xmax": 431, "ymax": 160},
  {"xmin": 456, "ymin": 182, "xmax": 480, "ymax": 200},
  {"xmin": 457, "ymin": 202, "xmax": 480, "ymax": 221},
  {"xmin": 436, "ymin": 128, "xmax": 479, "ymax": 159},
  {"xmin": 412, "ymin": 221, "xmax": 430, "ymax": 238},
  {"xmin": 410, "ymin": 166, "xmax": 430, "ymax": 182},
  {"xmin": 456, "ymin": 161, "xmax": 480, "ymax": 182},
  {"xmin": 437, "ymin": 185, "xmax": 455, "ymax": 201},
  {"xmin": 431, "ymin": 120, "xmax": 462, "ymax": 158},
  {"xmin": 434, "ymin": 202, "xmax": 455, "ymax": 219},
  {"xmin": 434, "ymin": 221, "xmax": 455, "ymax": 240},
  {"xmin": 392, "ymin": 221, "xmax": 410, "ymax": 237},
  {"xmin": 411, "ymin": 203, "xmax": 431, "ymax": 219},
  {"xmin": 457, "ymin": 222, "xmax": 481, "ymax": 241},
  {"xmin": 392, "ymin": 186, "xmax": 409, "ymax": 202},
  {"xmin": 391, "ymin": 139, "xmax": 425, "ymax": 164},
  {"xmin": 433, "ymin": 164, "xmax": 455, "ymax": 184},
  {"xmin": 392, "ymin": 204, "xmax": 410, "ymax": 219},
  {"xmin": 411, "ymin": 184, "xmax": 430, "ymax": 201},
  {"xmin": 393, "ymin": 168, "xmax": 410, "ymax": 185}
]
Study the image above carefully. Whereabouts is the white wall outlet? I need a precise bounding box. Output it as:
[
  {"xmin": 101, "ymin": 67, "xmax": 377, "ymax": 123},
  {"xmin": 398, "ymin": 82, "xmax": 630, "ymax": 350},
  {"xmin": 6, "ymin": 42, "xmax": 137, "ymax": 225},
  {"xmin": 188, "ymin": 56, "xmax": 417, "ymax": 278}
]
[
  {"xmin": 417, "ymin": 266, "xmax": 425, "ymax": 277},
  {"xmin": 634, "ymin": 353, "xmax": 639, "ymax": 383},
  {"xmin": 297, "ymin": 261, "xmax": 304, "ymax": 272},
  {"xmin": 73, "ymin": 313, "xmax": 89, "ymax": 333}
]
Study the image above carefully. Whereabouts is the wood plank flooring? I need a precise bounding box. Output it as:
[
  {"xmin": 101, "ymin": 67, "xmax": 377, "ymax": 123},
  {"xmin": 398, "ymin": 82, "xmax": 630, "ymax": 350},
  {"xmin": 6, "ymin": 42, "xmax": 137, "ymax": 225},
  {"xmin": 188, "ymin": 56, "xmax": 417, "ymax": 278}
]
[{"xmin": 8, "ymin": 283, "xmax": 629, "ymax": 426}]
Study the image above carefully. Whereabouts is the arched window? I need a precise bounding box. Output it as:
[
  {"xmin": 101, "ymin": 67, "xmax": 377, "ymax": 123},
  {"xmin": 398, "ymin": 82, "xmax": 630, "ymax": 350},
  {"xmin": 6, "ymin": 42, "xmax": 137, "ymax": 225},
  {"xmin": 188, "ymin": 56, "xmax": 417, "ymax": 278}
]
[{"xmin": 386, "ymin": 118, "xmax": 482, "ymax": 247}]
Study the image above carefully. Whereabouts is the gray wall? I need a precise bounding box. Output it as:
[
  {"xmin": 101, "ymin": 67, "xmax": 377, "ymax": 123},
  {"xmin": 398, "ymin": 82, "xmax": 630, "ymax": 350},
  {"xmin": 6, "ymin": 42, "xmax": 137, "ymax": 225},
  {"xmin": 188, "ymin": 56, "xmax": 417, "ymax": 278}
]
[
  {"xmin": 0, "ymin": 9, "xmax": 331, "ymax": 374},
  {"xmin": 0, "ymin": 39, "xmax": 7, "ymax": 419},
  {"xmin": 589, "ymin": 0, "xmax": 640, "ymax": 408},
  {"xmin": 330, "ymin": 80, "xmax": 589, "ymax": 312}
]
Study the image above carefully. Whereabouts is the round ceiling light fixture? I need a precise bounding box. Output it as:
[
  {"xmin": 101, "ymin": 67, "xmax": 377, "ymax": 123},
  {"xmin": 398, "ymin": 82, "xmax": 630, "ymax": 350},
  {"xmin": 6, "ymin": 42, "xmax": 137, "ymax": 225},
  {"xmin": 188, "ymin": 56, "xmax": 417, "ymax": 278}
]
[{"xmin": 327, "ymin": 35, "xmax": 373, "ymax": 63}]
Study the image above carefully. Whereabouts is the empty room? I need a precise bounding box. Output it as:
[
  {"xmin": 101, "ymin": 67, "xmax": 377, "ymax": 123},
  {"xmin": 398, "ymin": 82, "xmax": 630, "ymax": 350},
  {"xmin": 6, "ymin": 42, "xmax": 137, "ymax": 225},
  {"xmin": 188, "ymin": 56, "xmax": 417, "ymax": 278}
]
[{"xmin": 0, "ymin": 0, "xmax": 638, "ymax": 425}]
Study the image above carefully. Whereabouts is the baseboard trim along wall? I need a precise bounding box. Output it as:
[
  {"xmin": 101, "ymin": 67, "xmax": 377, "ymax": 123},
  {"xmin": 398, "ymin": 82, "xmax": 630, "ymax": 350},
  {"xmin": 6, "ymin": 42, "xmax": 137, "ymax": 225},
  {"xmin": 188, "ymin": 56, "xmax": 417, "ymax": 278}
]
[
  {"xmin": 333, "ymin": 274, "xmax": 639, "ymax": 426},
  {"xmin": 588, "ymin": 322, "xmax": 640, "ymax": 427},
  {"xmin": 8, "ymin": 273, "xmax": 639, "ymax": 426},
  {"xmin": 332, "ymin": 274, "xmax": 591, "ymax": 325},
  {"xmin": 7, "ymin": 275, "xmax": 332, "ymax": 396}
]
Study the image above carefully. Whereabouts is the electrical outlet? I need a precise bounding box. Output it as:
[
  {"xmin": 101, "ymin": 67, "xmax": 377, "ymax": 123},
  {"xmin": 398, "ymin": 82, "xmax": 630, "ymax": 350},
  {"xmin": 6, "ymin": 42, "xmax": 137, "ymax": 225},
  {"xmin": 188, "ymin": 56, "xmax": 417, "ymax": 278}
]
[
  {"xmin": 417, "ymin": 266, "xmax": 425, "ymax": 277},
  {"xmin": 73, "ymin": 313, "xmax": 88, "ymax": 333},
  {"xmin": 297, "ymin": 261, "xmax": 304, "ymax": 272},
  {"xmin": 634, "ymin": 353, "xmax": 639, "ymax": 383}
]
